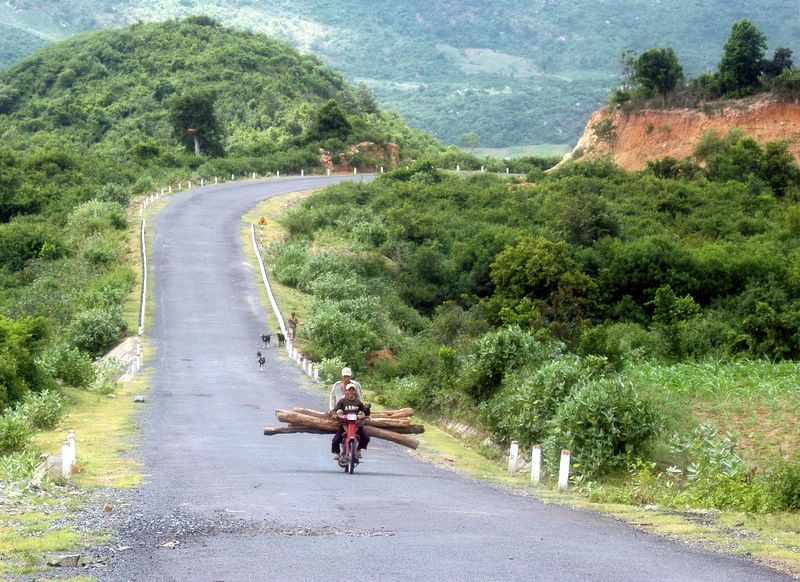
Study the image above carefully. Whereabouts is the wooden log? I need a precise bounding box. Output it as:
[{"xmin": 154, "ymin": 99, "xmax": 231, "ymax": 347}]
[
  {"xmin": 264, "ymin": 426, "xmax": 335, "ymax": 435},
  {"xmin": 276, "ymin": 410, "xmax": 337, "ymax": 429},
  {"xmin": 273, "ymin": 409, "xmax": 421, "ymax": 449},
  {"xmin": 361, "ymin": 416, "xmax": 411, "ymax": 428},
  {"xmin": 291, "ymin": 407, "xmax": 329, "ymax": 419},
  {"xmin": 284, "ymin": 408, "xmax": 410, "ymax": 429},
  {"xmin": 364, "ymin": 426, "xmax": 419, "ymax": 449},
  {"xmin": 384, "ymin": 424, "xmax": 425, "ymax": 434},
  {"xmin": 293, "ymin": 406, "xmax": 415, "ymax": 420},
  {"xmin": 376, "ymin": 408, "xmax": 415, "ymax": 418}
]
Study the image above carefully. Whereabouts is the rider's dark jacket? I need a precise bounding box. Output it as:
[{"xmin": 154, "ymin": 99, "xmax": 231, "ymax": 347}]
[{"xmin": 333, "ymin": 398, "xmax": 370, "ymax": 418}]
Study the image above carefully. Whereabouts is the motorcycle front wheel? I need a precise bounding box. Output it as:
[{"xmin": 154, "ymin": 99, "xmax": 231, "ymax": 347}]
[{"xmin": 348, "ymin": 442, "xmax": 357, "ymax": 474}]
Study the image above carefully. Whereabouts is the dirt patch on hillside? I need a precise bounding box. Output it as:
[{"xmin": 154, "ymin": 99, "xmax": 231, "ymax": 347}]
[{"xmin": 568, "ymin": 97, "xmax": 800, "ymax": 171}]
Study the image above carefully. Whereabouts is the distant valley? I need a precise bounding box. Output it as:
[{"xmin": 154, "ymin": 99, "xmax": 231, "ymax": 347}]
[{"xmin": 1, "ymin": 1, "xmax": 799, "ymax": 150}]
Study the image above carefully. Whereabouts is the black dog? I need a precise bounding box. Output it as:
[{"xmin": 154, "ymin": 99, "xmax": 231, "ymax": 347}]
[
  {"xmin": 276, "ymin": 332, "xmax": 286, "ymax": 347},
  {"xmin": 261, "ymin": 333, "xmax": 271, "ymax": 348}
]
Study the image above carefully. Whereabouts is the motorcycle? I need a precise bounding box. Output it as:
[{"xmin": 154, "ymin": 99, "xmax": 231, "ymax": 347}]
[{"xmin": 336, "ymin": 410, "xmax": 365, "ymax": 474}]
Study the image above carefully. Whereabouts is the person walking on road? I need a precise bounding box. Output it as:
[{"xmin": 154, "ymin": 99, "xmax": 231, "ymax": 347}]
[{"xmin": 288, "ymin": 312, "xmax": 299, "ymax": 342}]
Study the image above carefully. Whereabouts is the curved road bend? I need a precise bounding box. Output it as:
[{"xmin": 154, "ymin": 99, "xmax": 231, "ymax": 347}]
[{"xmin": 105, "ymin": 176, "xmax": 793, "ymax": 581}]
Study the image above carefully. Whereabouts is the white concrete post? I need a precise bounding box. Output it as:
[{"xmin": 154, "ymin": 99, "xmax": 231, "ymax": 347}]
[
  {"xmin": 380, "ymin": 166, "xmax": 384, "ymax": 173},
  {"xmin": 313, "ymin": 365, "xmax": 320, "ymax": 382},
  {"xmin": 231, "ymin": 173, "xmax": 235, "ymax": 180},
  {"xmin": 188, "ymin": 181, "xmax": 192, "ymax": 189},
  {"xmin": 61, "ymin": 442, "xmax": 72, "ymax": 478},
  {"xmin": 215, "ymin": 176, "xmax": 218, "ymax": 184},
  {"xmin": 456, "ymin": 165, "xmax": 460, "ymax": 172},
  {"xmin": 277, "ymin": 171, "xmax": 280, "ymax": 178},
  {"xmin": 353, "ymin": 167, "xmax": 357, "ymax": 175},
  {"xmin": 506, "ymin": 167, "xmax": 510, "ymax": 174},
  {"xmin": 61, "ymin": 432, "xmax": 75, "ymax": 478},
  {"xmin": 301, "ymin": 169, "xmax": 305, "ymax": 176},
  {"xmin": 481, "ymin": 166, "xmax": 484, "ymax": 173},
  {"xmin": 508, "ymin": 441, "xmax": 519, "ymax": 474},
  {"xmin": 168, "ymin": 185, "xmax": 172, "ymax": 193},
  {"xmin": 531, "ymin": 445, "xmax": 541, "ymax": 485},
  {"xmin": 326, "ymin": 168, "xmax": 331, "ymax": 176},
  {"xmin": 558, "ymin": 449, "xmax": 571, "ymax": 491},
  {"xmin": 253, "ymin": 172, "xmax": 256, "ymax": 179},
  {"xmin": 201, "ymin": 178, "xmax": 204, "ymax": 187},
  {"xmin": 178, "ymin": 182, "xmax": 181, "ymax": 190}
]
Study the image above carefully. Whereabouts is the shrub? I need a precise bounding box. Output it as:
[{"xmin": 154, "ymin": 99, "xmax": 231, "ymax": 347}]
[
  {"xmin": 91, "ymin": 358, "xmax": 122, "ymax": 395},
  {"xmin": 18, "ymin": 389, "xmax": 64, "ymax": 429},
  {"xmin": 0, "ymin": 410, "xmax": 32, "ymax": 455},
  {"xmin": 375, "ymin": 376, "xmax": 425, "ymax": 409},
  {"xmin": 270, "ymin": 241, "xmax": 310, "ymax": 287},
  {"xmin": 66, "ymin": 199, "xmax": 127, "ymax": 237},
  {"xmin": 462, "ymin": 326, "xmax": 558, "ymax": 400},
  {"xmin": 0, "ymin": 449, "xmax": 40, "ymax": 481},
  {"xmin": 307, "ymin": 271, "xmax": 370, "ymax": 301},
  {"xmin": 67, "ymin": 306, "xmax": 127, "ymax": 357},
  {"xmin": 317, "ymin": 356, "xmax": 348, "ymax": 384},
  {"xmin": 669, "ymin": 424, "xmax": 772, "ymax": 511},
  {"xmin": 303, "ymin": 298, "xmax": 385, "ymax": 369},
  {"xmin": 543, "ymin": 378, "xmax": 661, "ymax": 477},
  {"xmin": 82, "ymin": 233, "xmax": 121, "ymax": 265},
  {"xmin": 770, "ymin": 457, "xmax": 800, "ymax": 511},
  {"xmin": 41, "ymin": 344, "xmax": 96, "ymax": 388},
  {"xmin": 481, "ymin": 354, "xmax": 584, "ymax": 447}
]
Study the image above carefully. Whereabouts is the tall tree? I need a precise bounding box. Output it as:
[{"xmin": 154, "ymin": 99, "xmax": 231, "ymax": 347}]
[
  {"xmin": 763, "ymin": 47, "xmax": 794, "ymax": 78},
  {"xmin": 717, "ymin": 19, "xmax": 768, "ymax": 96},
  {"xmin": 633, "ymin": 47, "xmax": 683, "ymax": 103},
  {"xmin": 169, "ymin": 90, "xmax": 223, "ymax": 156},
  {"xmin": 307, "ymin": 99, "xmax": 352, "ymax": 142}
]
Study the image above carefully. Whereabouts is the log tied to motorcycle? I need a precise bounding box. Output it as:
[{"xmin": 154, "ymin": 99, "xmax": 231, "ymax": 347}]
[{"xmin": 264, "ymin": 407, "xmax": 423, "ymax": 449}]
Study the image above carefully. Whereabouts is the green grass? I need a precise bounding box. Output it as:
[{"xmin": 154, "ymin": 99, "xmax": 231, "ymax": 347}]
[
  {"xmin": 474, "ymin": 144, "xmax": 572, "ymax": 158},
  {"xmin": 0, "ymin": 509, "xmax": 86, "ymax": 577}
]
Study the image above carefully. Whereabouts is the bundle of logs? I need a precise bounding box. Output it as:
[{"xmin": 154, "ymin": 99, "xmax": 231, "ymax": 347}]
[{"xmin": 264, "ymin": 407, "xmax": 424, "ymax": 449}]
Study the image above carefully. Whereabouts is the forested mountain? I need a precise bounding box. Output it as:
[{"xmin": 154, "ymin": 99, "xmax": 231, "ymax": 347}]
[{"xmin": 1, "ymin": 0, "xmax": 799, "ymax": 150}]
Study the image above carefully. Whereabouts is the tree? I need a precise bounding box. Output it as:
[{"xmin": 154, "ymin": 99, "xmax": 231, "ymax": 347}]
[
  {"xmin": 307, "ymin": 99, "xmax": 352, "ymax": 142},
  {"xmin": 763, "ymin": 47, "xmax": 793, "ymax": 78},
  {"xmin": 461, "ymin": 132, "xmax": 479, "ymax": 154},
  {"xmin": 717, "ymin": 19, "xmax": 768, "ymax": 96},
  {"xmin": 168, "ymin": 90, "xmax": 223, "ymax": 156},
  {"xmin": 633, "ymin": 47, "xmax": 683, "ymax": 103}
]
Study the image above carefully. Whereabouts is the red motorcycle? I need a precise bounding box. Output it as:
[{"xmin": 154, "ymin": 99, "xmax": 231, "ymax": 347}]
[{"xmin": 336, "ymin": 410, "xmax": 365, "ymax": 474}]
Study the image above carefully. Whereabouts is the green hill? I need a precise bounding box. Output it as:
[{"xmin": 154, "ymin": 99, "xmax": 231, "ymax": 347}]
[{"xmin": 1, "ymin": 1, "xmax": 799, "ymax": 149}]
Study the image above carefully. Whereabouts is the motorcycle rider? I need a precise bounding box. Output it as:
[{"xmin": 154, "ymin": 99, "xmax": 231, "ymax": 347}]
[
  {"xmin": 331, "ymin": 383, "xmax": 370, "ymax": 459},
  {"xmin": 328, "ymin": 366, "xmax": 363, "ymax": 412}
]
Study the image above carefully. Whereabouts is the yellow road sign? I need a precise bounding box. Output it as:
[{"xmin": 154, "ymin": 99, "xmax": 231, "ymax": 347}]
[{"xmin": 258, "ymin": 216, "xmax": 267, "ymax": 225}]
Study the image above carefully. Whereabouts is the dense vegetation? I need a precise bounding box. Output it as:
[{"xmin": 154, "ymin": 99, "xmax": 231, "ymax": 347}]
[
  {"xmin": 271, "ymin": 142, "xmax": 800, "ymax": 510},
  {"xmin": 0, "ymin": 19, "xmax": 438, "ymax": 442},
  {"xmin": 616, "ymin": 19, "xmax": 800, "ymax": 107},
  {"xmin": 3, "ymin": 1, "xmax": 800, "ymax": 148}
]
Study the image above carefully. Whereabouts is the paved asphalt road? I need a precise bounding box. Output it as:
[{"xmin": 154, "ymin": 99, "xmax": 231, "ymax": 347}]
[{"xmin": 104, "ymin": 176, "xmax": 795, "ymax": 581}]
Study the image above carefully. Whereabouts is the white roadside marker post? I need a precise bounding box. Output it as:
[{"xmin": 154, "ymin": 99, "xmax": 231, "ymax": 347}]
[
  {"xmin": 558, "ymin": 449, "xmax": 571, "ymax": 492},
  {"xmin": 531, "ymin": 445, "xmax": 541, "ymax": 485},
  {"xmin": 508, "ymin": 440, "xmax": 519, "ymax": 474}
]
